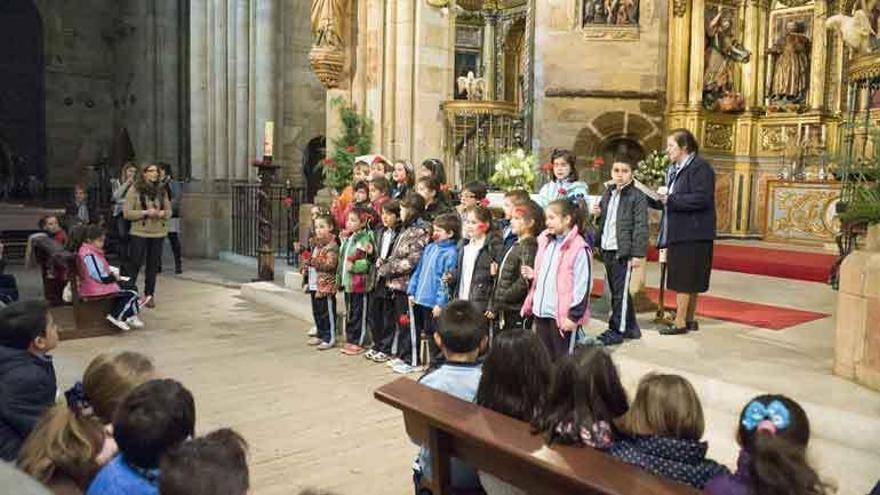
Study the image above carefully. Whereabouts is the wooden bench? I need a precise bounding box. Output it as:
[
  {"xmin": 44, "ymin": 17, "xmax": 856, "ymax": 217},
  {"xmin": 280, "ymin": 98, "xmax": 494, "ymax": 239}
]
[
  {"xmin": 375, "ymin": 378, "xmax": 701, "ymax": 495},
  {"xmin": 49, "ymin": 254, "xmax": 119, "ymax": 340}
]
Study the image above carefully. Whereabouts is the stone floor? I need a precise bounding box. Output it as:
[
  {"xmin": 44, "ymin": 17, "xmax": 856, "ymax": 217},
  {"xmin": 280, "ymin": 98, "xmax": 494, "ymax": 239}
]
[{"xmin": 6, "ymin": 256, "xmax": 880, "ymax": 494}]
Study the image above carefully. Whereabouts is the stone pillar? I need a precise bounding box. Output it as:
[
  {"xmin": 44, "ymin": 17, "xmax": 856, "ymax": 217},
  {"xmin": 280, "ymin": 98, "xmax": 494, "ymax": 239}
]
[
  {"xmin": 687, "ymin": 0, "xmax": 706, "ymax": 110},
  {"xmin": 809, "ymin": 0, "xmax": 828, "ymax": 111},
  {"xmin": 254, "ymin": 0, "xmax": 278, "ymax": 170},
  {"xmin": 233, "ymin": 0, "xmax": 251, "ymax": 181},
  {"xmin": 667, "ymin": 0, "xmax": 692, "ymax": 111},
  {"xmin": 483, "ymin": 9, "xmax": 499, "ymax": 100}
]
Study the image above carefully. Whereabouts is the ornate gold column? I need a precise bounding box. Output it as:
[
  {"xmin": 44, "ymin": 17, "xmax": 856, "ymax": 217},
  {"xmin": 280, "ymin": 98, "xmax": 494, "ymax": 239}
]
[
  {"xmin": 740, "ymin": 0, "xmax": 763, "ymax": 110},
  {"xmin": 809, "ymin": 0, "xmax": 828, "ymax": 111},
  {"xmin": 482, "ymin": 8, "xmax": 499, "ymax": 100},
  {"xmin": 667, "ymin": 0, "xmax": 692, "ymax": 112},
  {"xmin": 687, "ymin": 0, "xmax": 706, "ymax": 110}
]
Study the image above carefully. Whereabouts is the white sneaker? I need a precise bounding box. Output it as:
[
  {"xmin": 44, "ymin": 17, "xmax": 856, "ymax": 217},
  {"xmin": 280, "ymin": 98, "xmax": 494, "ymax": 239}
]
[
  {"xmin": 307, "ymin": 326, "xmax": 318, "ymax": 337},
  {"xmin": 392, "ymin": 362, "xmax": 419, "ymax": 374},
  {"xmin": 106, "ymin": 315, "xmax": 131, "ymax": 331},
  {"xmin": 385, "ymin": 357, "xmax": 405, "ymax": 369},
  {"xmin": 126, "ymin": 316, "xmax": 145, "ymax": 329}
]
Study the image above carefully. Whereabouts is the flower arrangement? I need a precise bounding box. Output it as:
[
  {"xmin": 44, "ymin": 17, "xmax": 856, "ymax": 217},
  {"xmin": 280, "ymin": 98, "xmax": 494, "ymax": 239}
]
[
  {"xmin": 320, "ymin": 97, "xmax": 374, "ymax": 192},
  {"xmin": 490, "ymin": 149, "xmax": 538, "ymax": 191},
  {"xmin": 636, "ymin": 150, "xmax": 670, "ymax": 187}
]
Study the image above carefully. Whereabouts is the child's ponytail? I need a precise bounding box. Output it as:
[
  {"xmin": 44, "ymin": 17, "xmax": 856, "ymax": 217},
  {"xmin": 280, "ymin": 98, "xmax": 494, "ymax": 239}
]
[
  {"xmin": 547, "ymin": 199, "xmax": 588, "ymax": 237},
  {"xmin": 737, "ymin": 395, "xmax": 830, "ymax": 495}
]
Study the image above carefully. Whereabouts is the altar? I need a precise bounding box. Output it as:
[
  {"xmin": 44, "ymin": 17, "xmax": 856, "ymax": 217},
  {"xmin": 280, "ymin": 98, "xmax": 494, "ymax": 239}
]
[{"xmin": 764, "ymin": 180, "xmax": 841, "ymax": 244}]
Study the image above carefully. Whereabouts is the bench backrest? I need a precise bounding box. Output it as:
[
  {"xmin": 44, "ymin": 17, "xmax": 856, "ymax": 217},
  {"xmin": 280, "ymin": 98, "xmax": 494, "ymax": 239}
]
[{"xmin": 375, "ymin": 378, "xmax": 701, "ymax": 495}]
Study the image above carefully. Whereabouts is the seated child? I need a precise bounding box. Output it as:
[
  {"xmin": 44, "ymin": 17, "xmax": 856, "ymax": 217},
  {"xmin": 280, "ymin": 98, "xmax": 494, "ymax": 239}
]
[
  {"xmin": 18, "ymin": 352, "xmax": 155, "ymax": 494},
  {"xmin": 74, "ymin": 225, "xmax": 143, "ymax": 331},
  {"xmin": 159, "ymin": 428, "xmax": 249, "ymax": 495},
  {"xmin": 400, "ymin": 213, "xmax": 461, "ymax": 374},
  {"xmin": 0, "ymin": 461, "xmax": 53, "ymax": 495},
  {"xmin": 413, "ymin": 300, "xmax": 487, "ymax": 494},
  {"xmin": 611, "ymin": 373, "xmax": 729, "ymax": 489},
  {"xmin": 705, "ymin": 394, "xmax": 832, "ymax": 495},
  {"xmin": 533, "ymin": 346, "xmax": 628, "ymax": 449},
  {"xmin": 475, "ymin": 329, "xmax": 552, "ymax": 495},
  {"xmin": 87, "ymin": 379, "xmax": 195, "ymax": 495},
  {"xmin": 0, "ymin": 300, "xmax": 59, "ymax": 461}
]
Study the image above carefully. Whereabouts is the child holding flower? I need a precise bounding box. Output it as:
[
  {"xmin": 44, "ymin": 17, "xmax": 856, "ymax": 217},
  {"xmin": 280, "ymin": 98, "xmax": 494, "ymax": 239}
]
[{"xmin": 537, "ymin": 149, "xmax": 590, "ymax": 208}]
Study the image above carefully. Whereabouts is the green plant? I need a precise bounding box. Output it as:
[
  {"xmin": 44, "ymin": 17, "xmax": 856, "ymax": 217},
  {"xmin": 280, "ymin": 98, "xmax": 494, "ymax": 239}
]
[
  {"xmin": 635, "ymin": 150, "xmax": 670, "ymax": 187},
  {"xmin": 839, "ymin": 185, "xmax": 880, "ymax": 226},
  {"xmin": 489, "ymin": 149, "xmax": 538, "ymax": 191},
  {"xmin": 320, "ymin": 97, "xmax": 374, "ymax": 192}
]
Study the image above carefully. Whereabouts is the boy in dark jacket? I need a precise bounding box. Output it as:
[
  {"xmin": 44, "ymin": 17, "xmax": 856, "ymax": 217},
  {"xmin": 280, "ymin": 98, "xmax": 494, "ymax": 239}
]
[
  {"xmin": 591, "ymin": 160, "xmax": 648, "ymax": 346},
  {"xmin": 0, "ymin": 300, "xmax": 59, "ymax": 461},
  {"xmin": 365, "ymin": 201, "xmax": 401, "ymax": 363}
]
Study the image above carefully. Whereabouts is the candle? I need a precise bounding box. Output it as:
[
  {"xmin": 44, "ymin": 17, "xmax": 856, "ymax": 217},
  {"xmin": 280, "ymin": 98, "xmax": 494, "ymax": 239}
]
[
  {"xmin": 804, "ymin": 124, "xmax": 810, "ymax": 144},
  {"xmin": 821, "ymin": 125, "xmax": 826, "ymax": 145},
  {"xmin": 263, "ymin": 121, "xmax": 274, "ymax": 158},
  {"xmin": 797, "ymin": 123, "xmax": 802, "ymax": 143}
]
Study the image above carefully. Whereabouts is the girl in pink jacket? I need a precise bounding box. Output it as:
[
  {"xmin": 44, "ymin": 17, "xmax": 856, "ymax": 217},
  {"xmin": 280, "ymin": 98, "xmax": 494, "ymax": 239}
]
[
  {"xmin": 75, "ymin": 225, "xmax": 143, "ymax": 332},
  {"xmin": 521, "ymin": 199, "xmax": 592, "ymax": 361}
]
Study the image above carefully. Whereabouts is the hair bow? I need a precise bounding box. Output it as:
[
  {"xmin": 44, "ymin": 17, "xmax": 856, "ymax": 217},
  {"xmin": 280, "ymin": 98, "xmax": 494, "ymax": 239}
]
[
  {"xmin": 741, "ymin": 399, "xmax": 791, "ymax": 434},
  {"xmin": 64, "ymin": 382, "xmax": 92, "ymax": 415}
]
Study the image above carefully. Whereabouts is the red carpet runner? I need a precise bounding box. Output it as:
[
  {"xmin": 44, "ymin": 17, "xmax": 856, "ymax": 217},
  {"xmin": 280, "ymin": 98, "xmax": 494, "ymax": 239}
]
[
  {"xmin": 646, "ymin": 244, "xmax": 836, "ymax": 283},
  {"xmin": 590, "ymin": 281, "xmax": 829, "ymax": 330}
]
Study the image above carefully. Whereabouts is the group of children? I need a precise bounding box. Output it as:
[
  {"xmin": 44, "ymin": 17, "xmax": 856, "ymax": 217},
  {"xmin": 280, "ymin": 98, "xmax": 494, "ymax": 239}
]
[
  {"xmin": 299, "ymin": 148, "xmax": 651, "ymax": 374},
  {"xmin": 0, "ymin": 299, "xmax": 347, "ymax": 495},
  {"xmin": 414, "ymin": 299, "xmax": 832, "ymax": 495}
]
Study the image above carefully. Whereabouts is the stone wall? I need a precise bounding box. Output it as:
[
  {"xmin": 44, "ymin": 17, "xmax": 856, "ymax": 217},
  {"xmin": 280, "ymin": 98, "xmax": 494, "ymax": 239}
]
[{"xmin": 532, "ymin": 0, "xmax": 668, "ymax": 168}]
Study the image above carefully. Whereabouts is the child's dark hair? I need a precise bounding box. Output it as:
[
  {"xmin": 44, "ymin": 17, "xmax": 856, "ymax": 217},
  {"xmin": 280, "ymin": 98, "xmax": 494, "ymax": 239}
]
[
  {"xmin": 37, "ymin": 215, "xmax": 58, "ymax": 231},
  {"xmin": 0, "ymin": 300, "xmax": 49, "ymax": 350},
  {"xmin": 314, "ymin": 213, "xmax": 337, "ymax": 234},
  {"xmin": 736, "ymin": 395, "xmax": 830, "ymax": 495},
  {"xmin": 533, "ymin": 346, "xmax": 628, "ymax": 445},
  {"xmin": 83, "ymin": 224, "xmax": 105, "ymax": 243},
  {"xmin": 400, "ymin": 192, "xmax": 426, "ymax": 225},
  {"xmin": 416, "ymin": 176, "xmax": 440, "ymax": 195},
  {"xmin": 513, "ymin": 200, "xmax": 545, "ymax": 237},
  {"xmin": 393, "ymin": 159, "xmax": 415, "ymax": 186},
  {"xmin": 66, "ymin": 224, "xmax": 89, "ymax": 252},
  {"xmin": 465, "ymin": 205, "xmax": 495, "ymax": 235},
  {"xmin": 547, "ymin": 199, "xmax": 587, "ymax": 235},
  {"xmin": 370, "ymin": 175, "xmax": 390, "ymax": 194},
  {"xmin": 437, "ymin": 300, "xmax": 485, "ymax": 354},
  {"xmin": 348, "ymin": 206, "xmax": 375, "ymax": 228},
  {"xmin": 551, "ymin": 149, "xmax": 578, "ymax": 181},
  {"xmin": 381, "ymin": 199, "xmax": 401, "ymax": 217},
  {"xmin": 421, "ymin": 158, "xmax": 447, "ymax": 184},
  {"xmin": 353, "ymin": 180, "xmax": 369, "ymax": 195},
  {"xmin": 433, "ymin": 213, "xmax": 461, "ymax": 241},
  {"xmin": 159, "ymin": 428, "xmax": 249, "ymax": 495},
  {"xmin": 463, "ymin": 181, "xmax": 488, "ymax": 200},
  {"xmin": 476, "ymin": 329, "xmax": 552, "ymax": 422},
  {"xmin": 113, "ymin": 379, "xmax": 195, "ymax": 469},
  {"xmin": 504, "ymin": 189, "xmax": 531, "ymax": 203}
]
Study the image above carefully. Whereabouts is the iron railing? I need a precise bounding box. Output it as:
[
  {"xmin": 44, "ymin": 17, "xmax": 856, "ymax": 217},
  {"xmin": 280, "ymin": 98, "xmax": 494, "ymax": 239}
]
[
  {"xmin": 442, "ymin": 100, "xmax": 523, "ymax": 185},
  {"xmin": 231, "ymin": 182, "xmax": 305, "ymax": 266}
]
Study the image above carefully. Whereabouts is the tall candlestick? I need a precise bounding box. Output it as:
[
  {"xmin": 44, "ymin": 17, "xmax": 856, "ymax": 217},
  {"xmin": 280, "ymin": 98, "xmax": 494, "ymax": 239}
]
[
  {"xmin": 821, "ymin": 125, "xmax": 827, "ymax": 146},
  {"xmin": 263, "ymin": 121, "xmax": 275, "ymax": 158}
]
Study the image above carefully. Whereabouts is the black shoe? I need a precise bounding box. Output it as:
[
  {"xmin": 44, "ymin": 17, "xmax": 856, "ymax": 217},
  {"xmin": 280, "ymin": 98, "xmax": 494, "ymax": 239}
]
[
  {"xmin": 659, "ymin": 326, "xmax": 689, "ymax": 336},
  {"xmin": 623, "ymin": 329, "xmax": 642, "ymax": 340},
  {"xmin": 174, "ymin": 266, "xmax": 183, "ymax": 275},
  {"xmin": 597, "ymin": 330, "xmax": 625, "ymax": 346},
  {"xmin": 687, "ymin": 321, "xmax": 699, "ymax": 331}
]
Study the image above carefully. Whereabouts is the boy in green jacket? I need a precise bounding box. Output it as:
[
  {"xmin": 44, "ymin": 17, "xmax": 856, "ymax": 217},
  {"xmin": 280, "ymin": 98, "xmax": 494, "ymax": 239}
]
[{"xmin": 337, "ymin": 206, "xmax": 377, "ymax": 355}]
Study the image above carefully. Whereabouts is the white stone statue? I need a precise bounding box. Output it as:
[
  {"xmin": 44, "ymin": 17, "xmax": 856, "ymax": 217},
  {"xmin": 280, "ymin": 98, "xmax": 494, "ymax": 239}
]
[
  {"xmin": 456, "ymin": 71, "xmax": 487, "ymax": 101},
  {"xmin": 826, "ymin": 10, "xmax": 875, "ymax": 53}
]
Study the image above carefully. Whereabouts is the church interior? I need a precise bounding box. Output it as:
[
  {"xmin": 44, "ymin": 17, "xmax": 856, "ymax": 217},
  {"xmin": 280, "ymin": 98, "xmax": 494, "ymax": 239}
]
[{"xmin": 1, "ymin": 0, "xmax": 879, "ymax": 494}]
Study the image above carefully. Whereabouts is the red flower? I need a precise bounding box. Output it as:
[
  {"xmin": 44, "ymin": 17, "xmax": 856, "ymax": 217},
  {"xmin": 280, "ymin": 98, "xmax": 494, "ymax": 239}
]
[
  {"xmin": 281, "ymin": 196, "xmax": 294, "ymax": 208},
  {"xmin": 592, "ymin": 157, "xmax": 605, "ymax": 169},
  {"xmin": 345, "ymin": 145, "xmax": 356, "ymax": 153},
  {"xmin": 431, "ymin": 232, "xmax": 442, "ymax": 241},
  {"xmin": 439, "ymin": 183, "xmax": 451, "ymax": 193},
  {"xmin": 479, "ymin": 197, "xmax": 490, "ymax": 208},
  {"xmin": 513, "ymin": 206, "xmax": 528, "ymax": 217},
  {"xmin": 558, "ymin": 188, "xmax": 568, "ymax": 196},
  {"xmin": 477, "ymin": 222, "xmax": 489, "ymax": 233},
  {"xmin": 323, "ymin": 157, "xmax": 334, "ymax": 166},
  {"xmin": 542, "ymin": 162, "xmax": 554, "ymax": 172},
  {"xmin": 398, "ymin": 314, "xmax": 410, "ymax": 326},
  {"xmin": 300, "ymin": 250, "xmax": 312, "ymax": 261}
]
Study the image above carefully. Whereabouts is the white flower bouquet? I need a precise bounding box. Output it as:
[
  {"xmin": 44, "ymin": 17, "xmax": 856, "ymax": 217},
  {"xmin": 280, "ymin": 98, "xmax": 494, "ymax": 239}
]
[
  {"xmin": 636, "ymin": 150, "xmax": 670, "ymax": 188},
  {"xmin": 489, "ymin": 149, "xmax": 538, "ymax": 191}
]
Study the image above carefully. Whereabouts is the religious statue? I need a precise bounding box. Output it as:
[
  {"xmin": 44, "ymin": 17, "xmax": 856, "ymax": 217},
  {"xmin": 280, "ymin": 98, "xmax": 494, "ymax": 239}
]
[
  {"xmin": 311, "ymin": 0, "xmax": 346, "ymax": 48},
  {"xmin": 457, "ymin": 71, "xmax": 487, "ymax": 101},
  {"xmin": 703, "ymin": 10, "xmax": 751, "ymax": 110},
  {"xmin": 767, "ymin": 21, "xmax": 811, "ymax": 105},
  {"xmin": 826, "ymin": 9, "xmax": 875, "ymax": 53}
]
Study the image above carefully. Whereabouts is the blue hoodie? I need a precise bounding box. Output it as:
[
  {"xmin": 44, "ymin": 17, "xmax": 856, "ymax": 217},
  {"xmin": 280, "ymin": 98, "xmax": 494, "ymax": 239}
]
[{"xmin": 407, "ymin": 239, "xmax": 458, "ymax": 309}]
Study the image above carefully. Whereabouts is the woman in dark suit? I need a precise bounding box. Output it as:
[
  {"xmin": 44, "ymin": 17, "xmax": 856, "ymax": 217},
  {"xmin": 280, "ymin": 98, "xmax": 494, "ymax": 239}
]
[{"xmin": 650, "ymin": 128, "xmax": 716, "ymax": 335}]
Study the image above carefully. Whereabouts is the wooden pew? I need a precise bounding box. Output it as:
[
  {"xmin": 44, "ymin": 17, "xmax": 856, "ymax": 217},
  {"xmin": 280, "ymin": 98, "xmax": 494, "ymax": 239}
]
[
  {"xmin": 50, "ymin": 254, "xmax": 118, "ymax": 340},
  {"xmin": 375, "ymin": 378, "xmax": 701, "ymax": 495}
]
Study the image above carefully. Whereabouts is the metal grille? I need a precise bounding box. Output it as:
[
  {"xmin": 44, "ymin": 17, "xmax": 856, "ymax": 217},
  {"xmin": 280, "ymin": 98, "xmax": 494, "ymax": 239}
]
[{"xmin": 231, "ymin": 183, "xmax": 304, "ymax": 265}]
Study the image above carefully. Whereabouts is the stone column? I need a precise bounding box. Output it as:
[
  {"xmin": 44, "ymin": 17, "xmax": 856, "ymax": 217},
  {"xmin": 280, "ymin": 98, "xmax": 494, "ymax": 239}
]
[
  {"xmin": 483, "ymin": 9, "xmax": 499, "ymax": 100},
  {"xmin": 254, "ymin": 0, "xmax": 278, "ymax": 169},
  {"xmin": 687, "ymin": 0, "xmax": 706, "ymax": 110},
  {"xmin": 233, "ymin": 0, "xmax": 251, "ymax": 181},
  {"xmin": 667, "ymin": 0, "xmax": 692, "ymax": 111},
  {"xmin": 809, "ymin": 0, "xmax": 828, "ymax": 111},
  {"xmin": 190, "ymin": 0, "xmax": 209, "ymax": 180}
]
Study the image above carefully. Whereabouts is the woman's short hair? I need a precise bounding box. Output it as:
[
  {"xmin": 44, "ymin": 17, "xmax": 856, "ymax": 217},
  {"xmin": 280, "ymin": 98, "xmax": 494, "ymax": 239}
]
[{"xmin": 669, "ymin": 128, "xmax": 700, "ymax": 155}]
